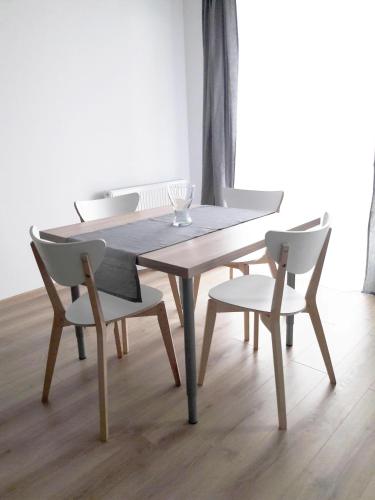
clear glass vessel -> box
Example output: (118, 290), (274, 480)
(167, 182), (195, 227)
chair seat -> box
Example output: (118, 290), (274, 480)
(209, 274), (306, 315)
(66, 285), (163, 326)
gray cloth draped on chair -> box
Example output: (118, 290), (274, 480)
(201, 0), (239, 206)
(363, 156), (375, 293)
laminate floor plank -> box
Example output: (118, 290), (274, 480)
(282, 388), (375, 500)
(0, 268), (374, 499)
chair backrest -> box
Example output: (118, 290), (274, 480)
(223, 188), (284, 213)
(30, 226), (106, 287)
(74, 192), (139, 222)
(265, 218), (330, 275)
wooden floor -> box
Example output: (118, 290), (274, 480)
(1, 267), (375, 500)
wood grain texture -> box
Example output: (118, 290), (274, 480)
(121, 318), (129, 355)
(156, 301), (181, 387)
(82, 255), (109, 442)
(113, 322), (123, 359)
(168, 273), (184, 326)
(242, 263), (250, 342)
(198, 299), (217, 386)
(1, 267), (374, 499)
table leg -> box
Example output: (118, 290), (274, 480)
(71, 286), (86, 360)
(286, 273), (295, 347)
(181, 277), (197, 424)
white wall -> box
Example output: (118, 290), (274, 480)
(183, 0), (203, 202)
(0, 0), (190, 299)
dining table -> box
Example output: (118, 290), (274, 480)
(40, 205), (321, 425)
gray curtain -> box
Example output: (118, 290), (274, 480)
(363, 156), (375, 293)
(201, 0), (239, 206)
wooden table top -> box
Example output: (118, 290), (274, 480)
(40, 206), (321, 278)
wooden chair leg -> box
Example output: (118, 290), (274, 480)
(156, 301), (181, 386)
(42, 317), (64, 403)
(96, 325), (109, 442)
(243, 263), (250, 342)
(267, 254), (278, 279)
(254, 312), (259, 351)
(121, 318), (129, 354)
(168, 274), (184, 327)
(244, 312), (250, 342)
(308, 304), (336, 385)
(193, 274), (201, 307)
(198, 299), (217, 385)
(113, 322), (123, 359)
(270, 319), (287, 430)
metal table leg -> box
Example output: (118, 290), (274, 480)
(71, 286), (86, 360)
(181, 277), (197, 424)
(286, 272), (295, 347)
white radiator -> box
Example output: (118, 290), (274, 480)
(105, 179), (186, 211)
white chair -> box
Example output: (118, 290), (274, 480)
(30, 226), (180, 442)
(75, 193), (141, 356)
(198, 215), (336, 430)
(74, 192), (140, 222)
(74, 193), (187, 330)
(223, 187), (284, 213)
(191, 188), (284, 341)
(223, 188), (284, 343)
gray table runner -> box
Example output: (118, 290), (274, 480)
(70, 205), (274, 302)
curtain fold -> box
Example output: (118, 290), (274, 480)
(363, 156), (375, 293)
(201, 0), (239, 206)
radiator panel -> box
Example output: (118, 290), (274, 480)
(105, 180), (186, 211)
